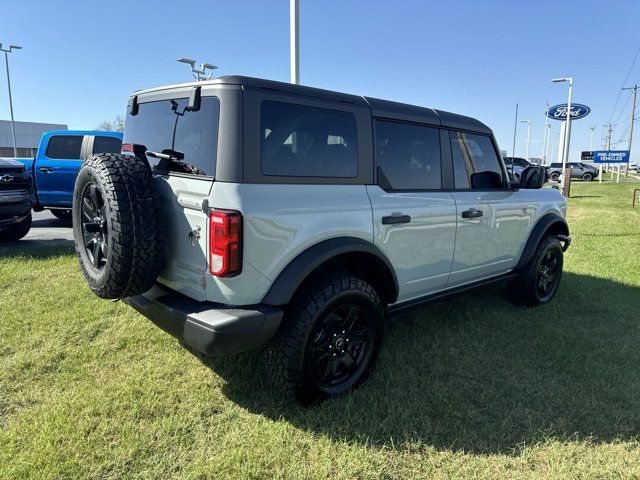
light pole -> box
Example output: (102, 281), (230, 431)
(176, 58), (217, 81)
(544, 123), (551, 164)
(520, 119), (531, 161)
(551, 77), (573, 194)
(542, 101), (550, 164)
(0, 43), (21, 158)
(589, 125), (596, 150)
(290, 0), (299, 84)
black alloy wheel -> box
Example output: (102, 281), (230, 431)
(80, 183), (109, 270)
(535, 248), (561, 302)
(308, 304), (374, 389)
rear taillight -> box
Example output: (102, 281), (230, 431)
(121, 143), (134, 153)
(209, 210), (242, 277)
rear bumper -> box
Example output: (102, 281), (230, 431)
(124, 284), (283, 356)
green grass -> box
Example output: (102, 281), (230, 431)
(1, 182), (640, 479)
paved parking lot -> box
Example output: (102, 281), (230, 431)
(23, 210), (74, 245)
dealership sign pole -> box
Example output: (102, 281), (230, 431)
(546, 90), (590, 196)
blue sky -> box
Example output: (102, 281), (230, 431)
(1, 0), (639, 161)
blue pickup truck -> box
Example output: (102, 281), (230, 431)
(14, 130), (123, 220)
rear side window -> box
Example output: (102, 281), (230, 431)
(93, 136), (122, 154)
(375, 120), (441, 190)
(451, 131), (504, 189)
(123, 97), (219, 177)
(45, 135), (83, 159)
(260, 101), (358, 177)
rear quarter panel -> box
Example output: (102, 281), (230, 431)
(207, 182), (374, 305)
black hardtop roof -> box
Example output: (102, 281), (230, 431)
(205, 75), (492, 135)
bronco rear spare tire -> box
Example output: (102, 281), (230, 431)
(72, 154), (165, 299)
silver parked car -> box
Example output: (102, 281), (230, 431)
(72, 76), (570, 403)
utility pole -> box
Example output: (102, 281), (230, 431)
(606, 123), (613, 149)
(622, 84), (637, 177)
(602, 123), (615, 183)
(290, 0), (300, 84)
(0, 43), (21, 158)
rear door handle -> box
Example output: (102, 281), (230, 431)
(38, 167), (53, 173)
(382, 214), (411, 225)
(461, 208), (483, 219)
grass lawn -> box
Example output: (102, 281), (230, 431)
(1, 181), (640, 479)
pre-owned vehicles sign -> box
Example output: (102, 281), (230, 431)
(592, 150), (630, 163)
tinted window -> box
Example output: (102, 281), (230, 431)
(375, 120), (441, 190)
(261, 101), (357, 177)
(123, 97), (219, 177)
(93, 136), (122, 154)
(451, 131), (504, 189)
(45, 135), (83, 159)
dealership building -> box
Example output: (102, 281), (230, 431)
(0, 119), (67, 158)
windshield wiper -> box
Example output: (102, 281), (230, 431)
(146, 149), (184, 161)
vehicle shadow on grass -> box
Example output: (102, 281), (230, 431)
(201, 272), (640, 455)
(0, 242), (74, 259)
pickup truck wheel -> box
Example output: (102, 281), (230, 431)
(550, 172), (560, 182)
(264, 274), (385, 404)
(0, 212), (32, 241)
(50, 209), (72, 221)
(510, 234), (563, 306)
(72, 154), (165, 299)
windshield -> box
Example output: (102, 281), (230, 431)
(123, 96), (220, 177)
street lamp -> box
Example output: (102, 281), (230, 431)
(176, 57), (217, 81)
(520, 119), (532, 162)
(589, 125), (596, 150)
(551, 77), (573, 193)
(0, 43), (21, 158)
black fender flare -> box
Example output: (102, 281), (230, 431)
(516, 213), (569, 269)
(261, 237), (399, 306)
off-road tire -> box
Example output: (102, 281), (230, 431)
(582, 172), (593, 182)
(72, 153), (165, 299)
(0, 212), (32, 241)
(50, 209), (72, 221)
(550, 172), (560, 182)
(509, 234), (563, 306)
(264, 273), (385, 404)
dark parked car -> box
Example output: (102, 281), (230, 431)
(0, 158), (34, 241)
(503, 156), (531, 180)
(547, 162), (599, 182)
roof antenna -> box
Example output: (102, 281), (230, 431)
(176, 58), (218, 81)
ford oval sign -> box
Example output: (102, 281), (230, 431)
(546, 103), (591, 121)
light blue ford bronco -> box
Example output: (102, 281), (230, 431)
(72, 76), (570, 403)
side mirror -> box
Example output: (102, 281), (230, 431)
(520, 166), (545, 189)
